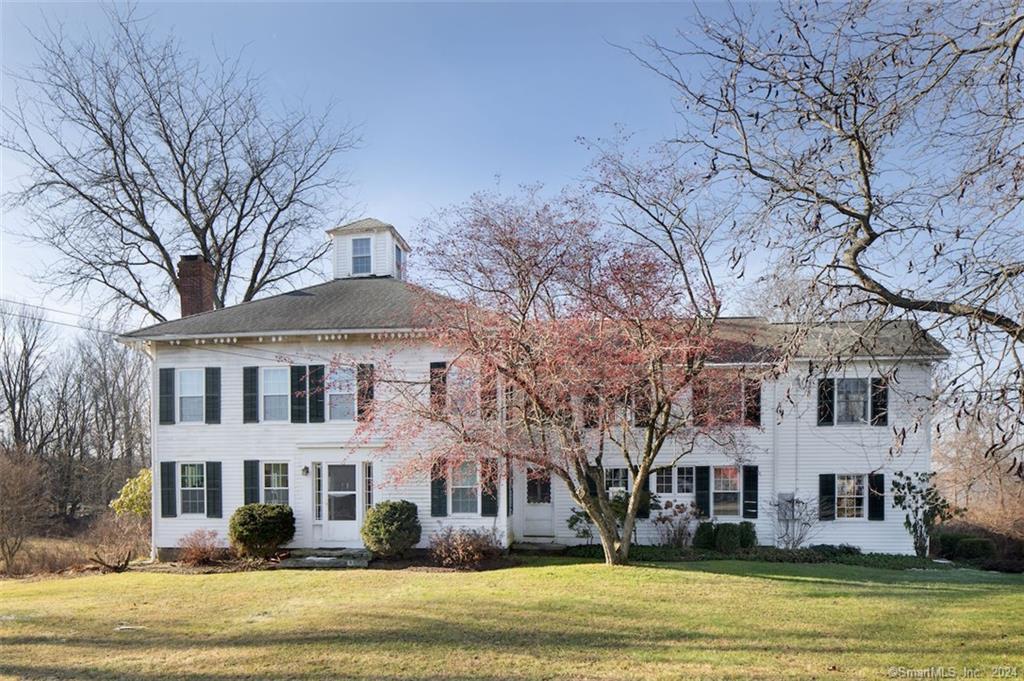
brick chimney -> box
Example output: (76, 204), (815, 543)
(177, 255), (215, 317)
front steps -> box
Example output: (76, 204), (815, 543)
(273, 548), (371, 569)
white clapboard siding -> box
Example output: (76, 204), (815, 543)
(152, 338), (934, 555)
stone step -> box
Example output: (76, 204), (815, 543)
(274, 555), (370, 570)
(288, 548), (371, 560)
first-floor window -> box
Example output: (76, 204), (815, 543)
(313, 463), (323, 521)
(655, 468), (673, 494)
(262, 367), (289, 421)
(180, 463), (205, 514)
(451, 461), (479, 514)
(364, 462), (374, 512)
(713, 466), (739, 516)
(836, 474), (865, 518)
(178, 368), (204, 423)
(263, 463), (289, 505)
(605, 467), (629, 491)
(677, 466), (694, 494)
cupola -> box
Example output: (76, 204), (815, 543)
(327, 218), (410, 280)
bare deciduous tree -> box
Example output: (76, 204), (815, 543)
(635, 0), (1024, 474)
(2, 7), (357, 321)
(0, 446), (49, 575)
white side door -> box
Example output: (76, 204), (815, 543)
(524, 468), (554, 537)
(324, 463), (360, 542)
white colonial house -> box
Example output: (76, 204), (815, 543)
(121, 218), (948, 558)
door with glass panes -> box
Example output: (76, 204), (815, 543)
(319, 462), (372, 542)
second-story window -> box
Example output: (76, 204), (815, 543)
(605, 468), (629, 491)
(178, 369), (204, 423)
(262, 367), (289, 422)
(836, 378), (868, 424)
(352, 237), (372, 275)
(328, 366), (356, 421)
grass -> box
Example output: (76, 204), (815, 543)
(1, 557), (1022, 680)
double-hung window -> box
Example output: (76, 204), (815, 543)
(352, 237), (372, 275)
(262, 368), (289, 421)
(713, 466), (739, 516)
(451, 461), (478, 514)
(263, 463), (289, 505)
(677, 466), (694, 494)
(655, 468), (673, 494)
(836, 378), (869, 424)
(178, 369), (204, 423)
(180, 463), (205, 514)
(605, 467), (629, 491)
(328, 366), (357, 421)
(836, 474), (865, 518)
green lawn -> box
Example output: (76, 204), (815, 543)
(1, 558), (1022, 680)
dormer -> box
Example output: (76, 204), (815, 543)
(327, 218), (411, 280)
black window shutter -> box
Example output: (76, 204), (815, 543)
(308, 365), (325, 423)
(206, 461), (222, 518)
(870, 378), (888, 427)
(159, 368), (175, 425)
(429, 362), (447, 412)
(204, 367), (221, 424)
(817, 379), (835, 426)
(357, 364), (375, 421)
(160, 460), (177, 517)
(637, 470), (651, 519)
(818, 474), (836, 521)
(244, 460), (260, 505)
(290, 365), (307, 424)
(585, 468), (599, 497)
(506, 462), (514, 517)
(243, 367), (259, 423)
(744, 379), (762, 427)
(742, 465), (759, 518)
(430, 464), (447, 517)
(694, 466), (710, 517)
(692, 380), (709, 427)
(481, 459), (499, 517)
(868, 473), (885, 521)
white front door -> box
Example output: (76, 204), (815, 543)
(524, 469), (554, 537)
(324, 463), (360, 542)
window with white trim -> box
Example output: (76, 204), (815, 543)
(677, 466), (694, 494)
(313, 463), (323, 521)
(364, 462), (374, 511)
(713, 466), (739, 516)
(836, 474), (865, 518)
(836, 378), (869, 424)
(395, 245), (405, 280)
(352, 237), (372, 275)
(263, 463), (289, 505)
(655, 468), (673, 494)
(178, 369), (204, 423)
(605, 468), (629, 491)
(262, 368), (289, 421)
(328, 366), (356, 421)
(180, 463), (205, 514)
(451, 461), (479, 514)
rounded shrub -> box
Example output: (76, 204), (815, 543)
(228, 503), (295, 558)
(360, 500), (422, 558)
(693, 521), (716, 550)
(714, 523), (741, 553)
(955, 537), (996, 562)
(738, 521), (757, 549)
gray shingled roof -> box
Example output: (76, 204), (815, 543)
(122, 278), (948, 361)
(122, 277), (429, 339)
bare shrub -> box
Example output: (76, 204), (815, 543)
(652, 500), (700, 548)
(770, 495), (821, 550)
(177, 530), (227, 566)
(0, 448), (49, 575)
(430, 527), (502, 569)
(84, 513), (149, 573)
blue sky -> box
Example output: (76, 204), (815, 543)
(1, 2), (721, 323)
